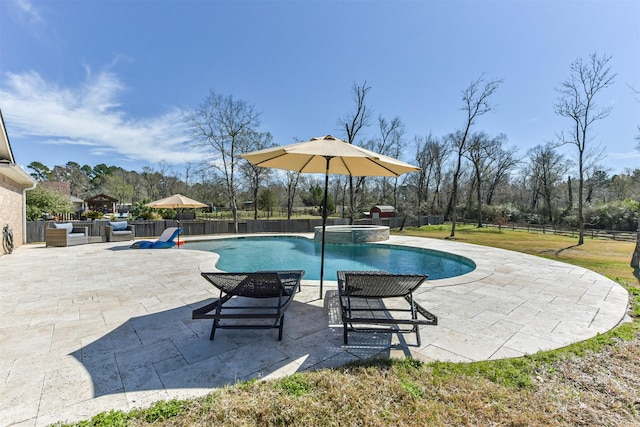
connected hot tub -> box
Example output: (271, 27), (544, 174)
(314, 224), (390, 244)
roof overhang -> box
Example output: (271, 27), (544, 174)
(0, 109), (37, 189)
(0, 161), (37, 188)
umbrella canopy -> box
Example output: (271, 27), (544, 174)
(241, 135), (421, 299)
(240, 135), (420, 177)
(146, 194), (207, 247)
(145, 194), (208, 209)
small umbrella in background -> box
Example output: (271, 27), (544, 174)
(146, 194), (208, 246)
(241, 135), (421, 298)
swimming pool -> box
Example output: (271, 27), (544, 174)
(184, 236), (475, 281)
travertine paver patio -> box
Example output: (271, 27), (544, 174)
(0, 234), (629, 426)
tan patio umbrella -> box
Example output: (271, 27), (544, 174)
(146, 194), (209, 209)
(240, 135), (421, 298)
(146, 194), (208, 246)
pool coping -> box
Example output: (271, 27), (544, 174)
(0, 234), (630, 426)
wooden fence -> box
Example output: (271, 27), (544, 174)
(27, 217), (636, 244)
(26, 217), (389, 243)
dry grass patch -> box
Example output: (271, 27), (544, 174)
(105, 361), (566, 426)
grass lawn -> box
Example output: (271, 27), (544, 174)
(61, 225), (640, 427)
(397, 224), (640, 286)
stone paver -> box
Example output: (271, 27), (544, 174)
(0, 234), (629, 426)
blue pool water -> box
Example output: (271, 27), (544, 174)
(184, 236), (475, 281)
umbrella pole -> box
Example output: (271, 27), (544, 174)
(320, 156), (331, 299)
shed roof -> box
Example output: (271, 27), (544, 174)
(371, 205), (396, 212)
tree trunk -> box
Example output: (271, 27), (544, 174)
(578, 154), (585, 245)
(631, 210), (640, 269)
(449, 159), (461, 238)
(231, 196), (239, 233)
(399, 215), (407, 231)
(476, 169), (483, 228)
(253, 184), (259, 220)
(348, 175), (355, 225)
(567, 176), (573, 211)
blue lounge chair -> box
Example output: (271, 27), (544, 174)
(130, 227), (182, 249)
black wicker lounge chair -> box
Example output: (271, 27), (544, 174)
(337, 271), (438, 346)
(192, 271), (304, 341)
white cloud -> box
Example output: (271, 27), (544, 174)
(14, 0), (43, 25)
(0, 69), (205, 165)
(609, 150), (640, 159)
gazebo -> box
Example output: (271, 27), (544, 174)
(85, 194), (118, 214)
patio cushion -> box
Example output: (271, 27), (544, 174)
(109, 221), (128, 231)
(112, 230), (131, 235)
(52, 223), (74, 234)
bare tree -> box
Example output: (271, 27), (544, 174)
(141, 166), (160, 200)
(280, 170), (301, 219)
(338, 81), (372, 224)
(555, 53), (616, 244)
(526, 144), (570, 223)
(448, 75), (502, 237)
(183, 162), (194, 195)
(239, 131), (274, 219)
(369, 116), (405, 205)
(187, 91), (260, 233)
(414, 134), (449, 225)
(463, 132), (504, 227)
(427, 137), (449, 213)
(414, 135), (431, 224)
(485, 139), (519, 206)
(156, 161), (176, 197)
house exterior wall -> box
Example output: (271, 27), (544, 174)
(0, 174), (25, 251)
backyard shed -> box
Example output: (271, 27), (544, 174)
(370, 205), (396, 218)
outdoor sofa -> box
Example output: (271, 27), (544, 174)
(105, 221), (135, 242)
(45, 222), (89, 247)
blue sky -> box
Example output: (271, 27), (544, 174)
(1, 0), (639, 177)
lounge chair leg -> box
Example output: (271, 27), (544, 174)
(209, 321), (217, 341)
(278, 315), (284, 341)
(343, 324), (348, 345)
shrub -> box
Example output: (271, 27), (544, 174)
(583, 199), (639, 230)
(81, 210), (104, 220)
